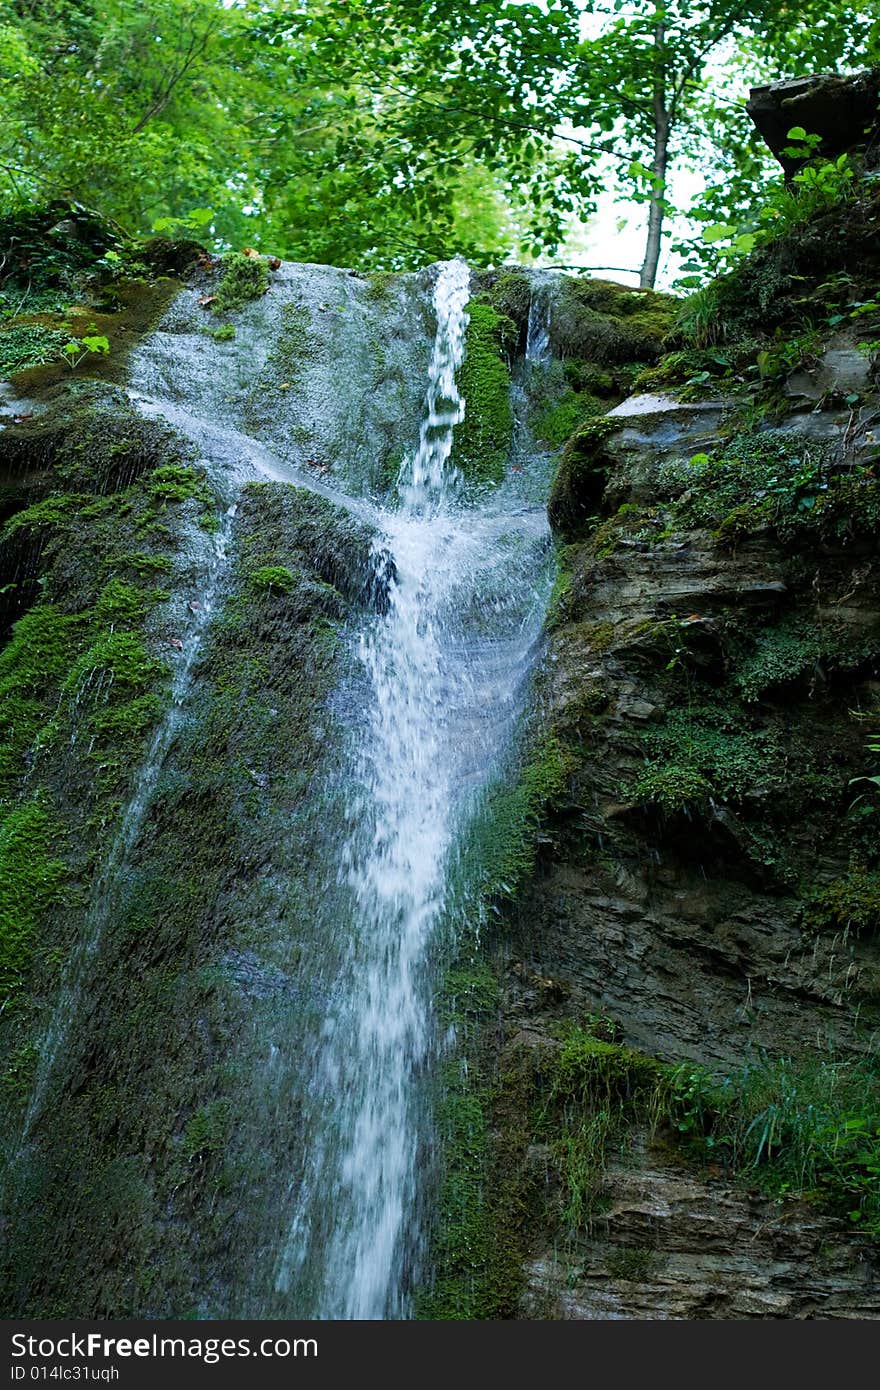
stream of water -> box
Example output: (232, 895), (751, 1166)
(12, 259), (556, 1319)
(271, 261), (554, 1317)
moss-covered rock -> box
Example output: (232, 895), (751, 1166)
(549, 278), (674, 364)
(451, 301), (515, 485)
(0, 472), (384, 1316)
(546, 416), (617, 540)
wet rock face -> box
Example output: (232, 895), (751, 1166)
(523, 1133), (880, 1320)
(496, 380), (880, 1317)
(747, 69), (880, 176)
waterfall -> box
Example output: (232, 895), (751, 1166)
(3, 256), (555, 1320)
(273, 260), (553, 1317)
(526, 275), (553, 364)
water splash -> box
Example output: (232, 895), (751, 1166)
(271, 259), (554, 1318)
(398, 257), (470, 508)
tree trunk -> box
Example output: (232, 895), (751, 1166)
(639, 12), (670, 291)
(638, 107), (669, 289)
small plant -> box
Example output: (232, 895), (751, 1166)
(211, 251), (270, 315)
(62, 334), (110, 370)
(249, 565), (296, 594)
(0, 324), (71, 376)
(207, 323), (235, 341)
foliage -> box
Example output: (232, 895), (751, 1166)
(537, 1026), (665, 1234)
(0, 323), (70, 376)
(0, 799), (67, 1001)
(733, 617), (877, 703)
(629, 699), (841, 829)
(669, 1053), (880, 1237)
(673, 434), (880, 545)
(1, 2), (876, 278)
(803, 866), (880, 937)
(687, 146), (858, 283)
(539, 1032), (880, 1243)
(630, 761), (711, 816)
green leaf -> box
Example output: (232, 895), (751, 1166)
(702, 223), (733, 244)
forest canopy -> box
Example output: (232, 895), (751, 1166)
(1, 0), (879, 284)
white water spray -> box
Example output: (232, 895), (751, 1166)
(274, 259), (553, 1318)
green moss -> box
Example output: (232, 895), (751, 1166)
(182, 1101), (231, 1161)
(0, 324), (71, 377)
(418, 1043), (535, 1320)
(63, 630), (166, 698)
(532, 389), (604, 447)
(0, 799), (67, 1000)
(420, 724), (575, 1317)
(3, 391), (195, 495)
(545, 557), (573, 632)
(253, 302), (313, 402)
(1, 495), (91, 544)
(146, 464), (212, 505)
(481, 270), (532, 330)
(206, 323), (235, 342)
(418, 1065), (491, 1319)
(0, 605), (82, 786)
(211, 251), (270, 315)
(547, 415), (617, 539)
(248, 565), (297, 594)
(451, 302), (514, 485)
(439, 964), (501, 1027)
(0, 478), (375, 1315)
(563, 360), (617, 395)
(606, 1246), (659, 1280)
(107, 551), (173, 578)
(549, 1031), (664, 1107)
(803, 866), (880, 936)
(456, 733), (571, 910)
(551, 278), (674, 364)
(363, 270), (397, 300)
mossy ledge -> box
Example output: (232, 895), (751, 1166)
(0, 479), (382, 1316)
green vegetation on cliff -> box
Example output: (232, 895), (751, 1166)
(451, 302), (515, 486)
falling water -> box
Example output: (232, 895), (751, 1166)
(525, 275), (553, 364)
(4, 255), (556, 1319)
(20, 508), (237, 1140)
(273, 260), (553, 1317)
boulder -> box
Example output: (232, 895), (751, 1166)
(747, 69), (880, 175)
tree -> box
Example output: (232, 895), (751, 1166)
(2, 1), (879, 280)
(0, 0), (524, 265)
